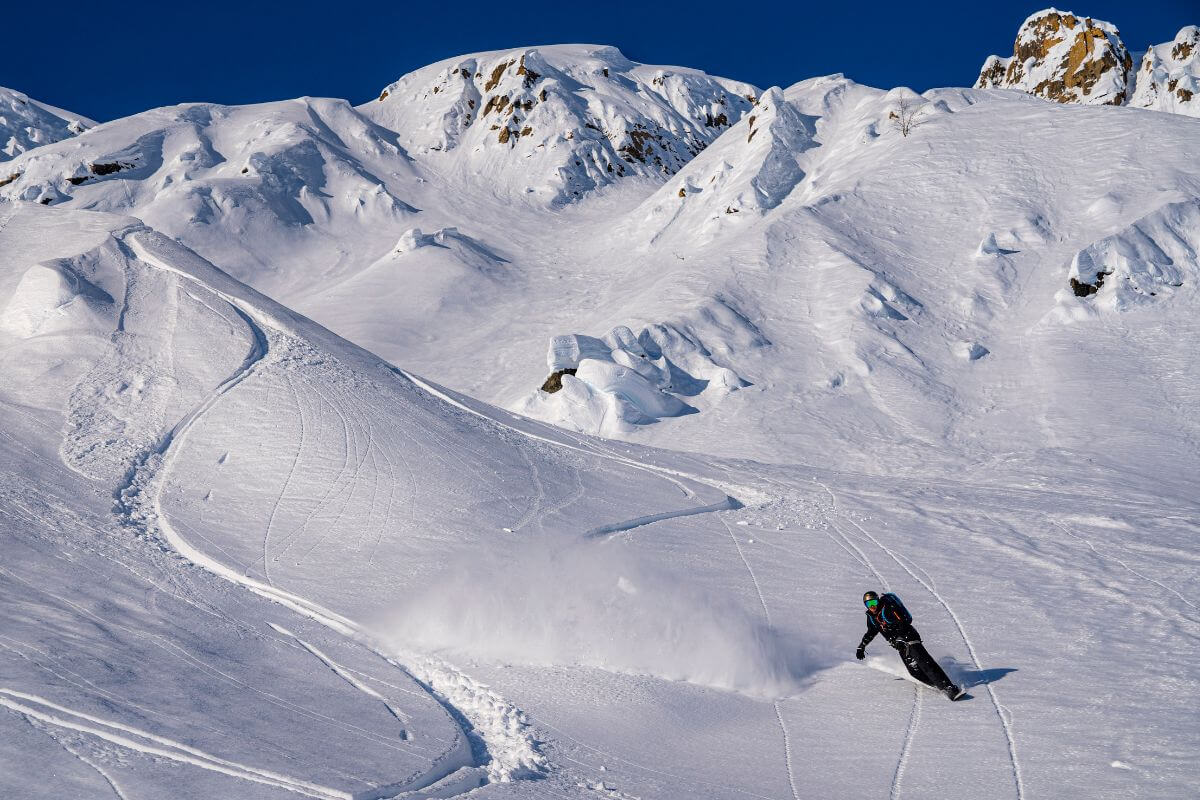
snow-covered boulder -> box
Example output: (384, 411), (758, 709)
(363, 45), (759, 205)
(975, 9), (1133, 106)
(0, 86), (93, 163)
(1059, 198), (1199, 314)
(1130, 26), (1200, 117)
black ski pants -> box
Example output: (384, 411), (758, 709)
(895, 641), (953, 690)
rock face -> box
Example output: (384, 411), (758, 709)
(0, 87), (93, 162)
(1130, 26), (1200, 117)
(362, 45), (759, 206)
(976, 9), (1133, 105)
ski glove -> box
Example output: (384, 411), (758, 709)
(855, 645), (865, 660)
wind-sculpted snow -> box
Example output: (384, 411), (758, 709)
(517, 321), (752, 435)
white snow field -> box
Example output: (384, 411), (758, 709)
(2, 35), (1200, 799)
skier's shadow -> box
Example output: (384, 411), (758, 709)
(952, 664), (1017, 688)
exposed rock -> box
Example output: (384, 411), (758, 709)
(975, 9), (1133, 106)
(539, 368), (577, 393)
(1069, 273), (1107, 296)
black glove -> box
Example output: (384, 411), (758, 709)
(855, 645), (865, 660)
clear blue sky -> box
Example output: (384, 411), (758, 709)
(3, 1), (1194, 121)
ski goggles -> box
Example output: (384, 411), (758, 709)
(864, 598), (879, 609)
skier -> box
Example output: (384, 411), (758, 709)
(856, 590), (965, 700)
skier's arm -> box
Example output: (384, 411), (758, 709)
(856, 618), (878, 659)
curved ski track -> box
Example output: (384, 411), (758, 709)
(120, 231), (543, 796)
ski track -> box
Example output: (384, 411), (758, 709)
(809, 479), (924, 800)
(269, 623), (414, 729)
(121, 230), (548, 795)
(889, 685), (922, 800)
(585, 496), (741, 539)
(717, 515), (799, 800)
(836, 506), (1026, 800)
(260, 374), (306, 585)
(1051, 519), (1199, 611)
(0, 689), (351, 800)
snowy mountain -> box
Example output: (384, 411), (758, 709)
(3, 28), (1200, 800)
(0, 86), (93, 163)
(365, 45), (759, 205)
(1130, 25), (1200, 116)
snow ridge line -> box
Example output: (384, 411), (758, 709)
(718, 515), (799, 800)
(123, 232), (547, 789)
(0, 689), (349, 800)
(841, 514), (1026, 800)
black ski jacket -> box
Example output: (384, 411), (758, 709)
(860, 594), (920, 649)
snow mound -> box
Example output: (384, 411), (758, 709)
(1058, 198), (1199, 313)
(1130, 26), (1200, 117)
(0, 86), (93, 163)
(394, 226), (506, 273)
(976, 9), (1133, 106)
(363, 45), (759, 205)
(518, 322), (749, 436)
(0, 261), (112, 338)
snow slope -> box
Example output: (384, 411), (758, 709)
(3, 196), (1199, 798)
(2, 36), (1200, 798)
(0, 86), (93, 163)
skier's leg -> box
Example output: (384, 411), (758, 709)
(907, 643), (953, 690)
(897, 643), (934, 685)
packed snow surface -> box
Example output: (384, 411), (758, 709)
(2, 36), (1200, 800)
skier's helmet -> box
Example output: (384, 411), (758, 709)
(863, 591), (880, 610)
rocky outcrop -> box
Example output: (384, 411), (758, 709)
(1130, 26), (1200, 117)
(975, 9), (1133, 106)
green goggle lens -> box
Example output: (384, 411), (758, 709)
(865, 599), (878, 608)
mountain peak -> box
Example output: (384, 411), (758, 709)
(360, 45), (759, 205)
